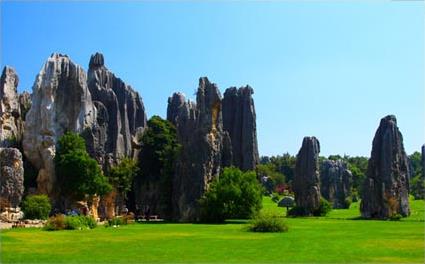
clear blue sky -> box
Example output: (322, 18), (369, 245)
(1, 1), (424, 157)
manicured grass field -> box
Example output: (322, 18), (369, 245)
(1, 198), (424, 263)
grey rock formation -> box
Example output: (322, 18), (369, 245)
(85, 52), (147, 170)
(19, 92), (31, 121)
(23, 53), (97, 197)
(222, 86), (259, 171)
(293, 136), (321, 214)
(167, 77), (232, 221)
(320, 160), (352, 209)
(361, 115), (410, 219)
(0, 148), (24, 208)
(0, 66), (24, 147)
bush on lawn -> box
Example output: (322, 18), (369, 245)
(287, 198), (331, 217)
(21, 195), (51, 220)
(44, 215), (97, 231)
(248, 213), (288, 233)
(313, 198), (332, 216)
(199, 167), (263, 223)
(105, 217), (127, 227)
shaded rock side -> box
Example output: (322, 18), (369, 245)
(0, 66), (24, 147)
(23, 53), (97, 197)
(360, 115), (410, 219)
(293, 136), (321, 213)
(85, 52), (147, 170)
(222, 86), (259, 171)
(320, 159), (352, 209)
(167, 77), (232, 221)
(0, 148), (24, 208)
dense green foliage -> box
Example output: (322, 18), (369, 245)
(44, 215), (97, 231)
(287, 198), (331, 217)
(110, 158), (139, 196)
(136, 116), (180, 216)
(55, 132), (111, 200)
(21, 195), (51, 220)
(248, 212), (288, 232)
(2, 198), (424, 263)
(199, 167), (263, 222)
(408, 151), (424, 200)
(409, 151), (422, 177)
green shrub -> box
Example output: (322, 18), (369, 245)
(287, 198), (332, 217)
(106, 217), (127, 227)
(21, 195), (51, 220)
(44, 215), (97, 231)
(44, 214), (66, 231)
(313, 198), (332, 216)
(199, 167), (263, 223)
(343, 197), (352, 209)
(287, 206), (309, 217)
(64, 216), (84, 230)
(248, 213), (288, 233)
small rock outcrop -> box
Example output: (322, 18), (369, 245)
(23, 54), (97, 197)
(222, 86), (259, 171)
(293, 136), (321, 214)
(167, 77), (232, 221)
(0, 66), (24, 147)
(0, 148), (24, 208)
(85, 52), (147, 170)
(320, 160), (352, 209)
(361, 115), (410, 219)
(19, 92), (31, 121)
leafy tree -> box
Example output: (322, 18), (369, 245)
(199, 167), (263, 223)
(410, 175), (425, 200)
(409, 152), (422, 177)
(256, 163), (285, 187)
(109, 158), (139, 211)
(21, 195), (51, 220)
(135, 116), (180, 218)
(55, 132), (111, 202)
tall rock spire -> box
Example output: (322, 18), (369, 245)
(361, 115), (410, 219)
(222, 86), (259, 171)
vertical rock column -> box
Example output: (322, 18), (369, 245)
(0, 66), (24, 147)
(222, 86), (259, 171)
(167, 77), (232, 221)
(23, 53), (97, 198)
(320, 160), (352, 209)
(360, 115), (410, 219)
(293, 136), (321, 214)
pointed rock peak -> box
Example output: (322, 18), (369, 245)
(168, 92), (187, 106)
(198, 77), (212, 88)
(380, 115), (397, 126)
(49, 53), (69, 60)
(1, 66), (19, 88)
(89, 52), (105, 69)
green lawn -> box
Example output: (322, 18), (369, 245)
(1, 198), (424, 263)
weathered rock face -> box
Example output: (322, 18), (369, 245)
(222, 86), (259, 171)
(0, 66), (24, 147)
(167, 77), (232, 221)
(19, 92), (31, 121)
(320, 160), (352, 209)
(23, 54), (97, 197)
(0, 148), (24, 208)
(361, 115), (410, 219)
(293, 136), (321, 214)
(85, 52), (147, 170)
